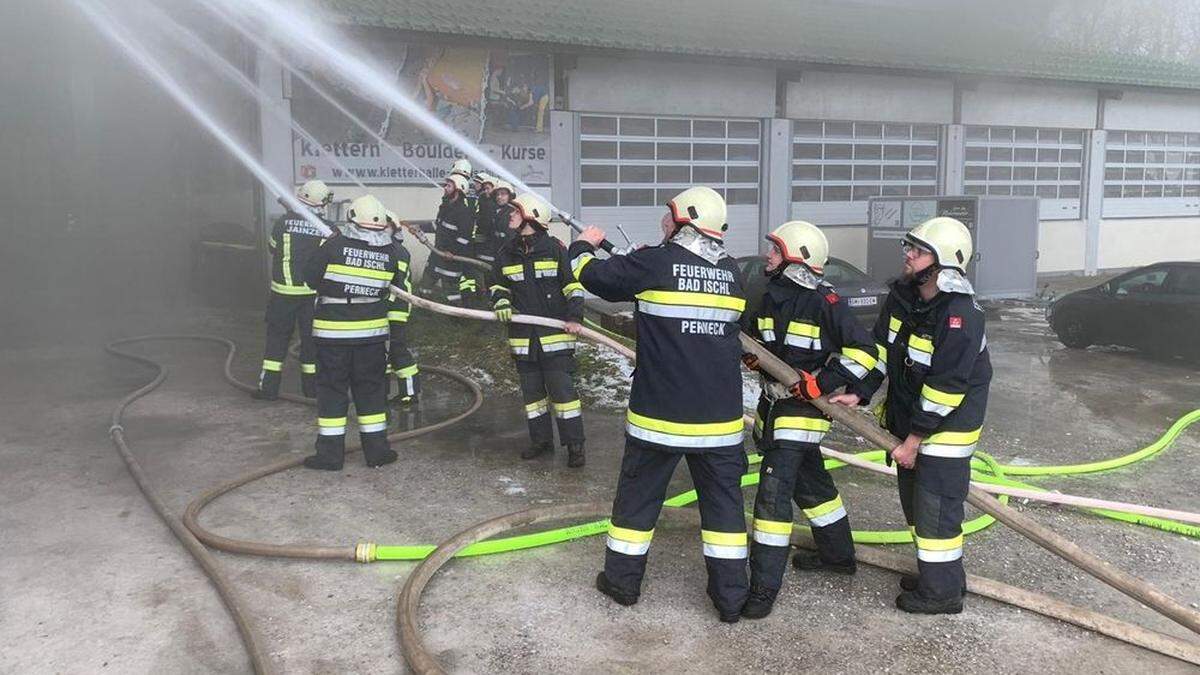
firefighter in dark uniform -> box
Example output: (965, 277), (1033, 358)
(571, 186), (750, 623)
(837, 216), (990, 614)
(490, 192), (587, 467)
(301, 195), (404, 470)
(421, 170), (476, 306)
(481, 179), (514, 261)
(738, 220), (878, 619)
(385, 209), (419, 405)
(253, 180), (335, 400)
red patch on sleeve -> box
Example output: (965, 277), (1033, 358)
(824, 292), (840, 304)
(948, 316), (963, 329)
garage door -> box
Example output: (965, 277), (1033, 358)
(577, 114), (762, 256)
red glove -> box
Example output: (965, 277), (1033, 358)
(741, 353), (760, 371)
(789, 370), (822, 401)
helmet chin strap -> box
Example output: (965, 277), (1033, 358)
(912, 262), (940, 287)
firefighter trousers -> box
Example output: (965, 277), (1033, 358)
(421, 258), (469, 306)
(386, 323), (419, 401)
(312, 341), (392, 467)
(603, 438), (749, 616)
(259, 292), (316, 397)
(897, 456), (970, 601)
(516, 357), (584, 447)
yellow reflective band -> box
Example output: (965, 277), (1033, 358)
(313, 318), (389, 331)
(786, 321), (820, 337)
(318, 417), (347, 427)
(915, 533), (964, 551)
(701, 530), (747, 546)
(490, 284), (510, 293)
(508, 338), (530, 347)
(502, 264), (523, 276)
(926, 427), (983, 446)
(300, 363), (316, 374)
(358, 413), (387, 425)
(282, 233), (294, 285)
(562, 282), (584, 294)
(533, 260), (558, 270)
(773, 416), (831, 432)
(388, 311), (410, 322)
(803, 495), (844, 519)
(270, 281), (316, 296)
(326, 263), (394, 281)
(758, 317), (775, 329)
(395, 364), (419, 378)
(525, 398), (548, 411)
(841, 346), (878, 370)
(573, 254), (594, 275)
(635, 289), (746, 312)
(908, 334), (934, 354)
(921, 384), (965, 407)
(889, 316), (902, 331)
(876, 343), (887, 362)
(608, 525), (654, 543)
(553, 400), (582, 412)
(397, 259), (409, 272)
(261, 359), (283, 372)
(626, 411), (743, 437)
(540, 333), (575, 345)
(752, 519), (793, 535)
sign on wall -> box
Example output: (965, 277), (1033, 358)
(291, 40), (552, 186)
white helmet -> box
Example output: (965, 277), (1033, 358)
(492, 180), (514, 198)
(511, 192), (552, 229)
(347, 195), (390, 231)
(767, 220), (828, 274)
(449, 159), (472, 179)
(295, 180), (332, 208)
(667, 186), (727, 241)
(444, 174), (469, 195)
(906, 217), (973, 273)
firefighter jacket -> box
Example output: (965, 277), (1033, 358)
(302, 231), (403, 345)
(861, 280), (992, 458)
(388, 232), (413, 325)
(489, 230), (585, 362)
(268, 210), (333, 296)
(568, 239), (746, 453)
(744, 275), (879, 400)
(434, 193), (475, 254)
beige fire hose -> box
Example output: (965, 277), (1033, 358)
(400, 221), (493, 273)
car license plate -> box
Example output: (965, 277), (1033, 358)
(847, 296), (878, 307)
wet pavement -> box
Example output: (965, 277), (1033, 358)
(1, 297), (1197, 672)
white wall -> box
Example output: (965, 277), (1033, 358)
(1104, 90), (1200, 132)
(568, 56), (777, 118)
(1037, 219), (1086, 273)
(785, 71), (954, 123)
(960, 81), (1096, 129)
(1098, 217), (1200, 269)
(824, 226), (868, 270)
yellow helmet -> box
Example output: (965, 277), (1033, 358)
(477, 173), (496, 187)
(511, 192), (552, 229)
(766, 220), (829, 274)
(444, 174), (469, 195)
(906, 217), (973, 273)
(449, 159), (472, 178)
(295, 180), (332, 207)
(347, 195), (390, 230)
(667, 186), (727, 241)
(492, 180), (514, 197)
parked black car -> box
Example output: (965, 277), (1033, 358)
(1047, 262), (1200, 358)
(736, 255), (889, 326)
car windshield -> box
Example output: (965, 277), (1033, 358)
(1114, 268), (1170, 295)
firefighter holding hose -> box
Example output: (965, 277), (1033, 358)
(836, 216), (991, 615)
(570, 187), (750, 623)
(420, 160), (476, 306)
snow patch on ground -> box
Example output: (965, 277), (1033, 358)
(576, 342), (634, 411)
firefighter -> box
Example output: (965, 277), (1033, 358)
(253, 180), (334, 400)
(571, 186), (749, 622)
(300, 194), (404, 470)
(490, 192), (587, 467)
(738, 221), (879, 619)
(482, 179), (514, 260)
(472, 174), (498, 264)
(422, 173), (476, 306)
(386, 209), (419, 405)
(836, 216), (990, 615)
(449, 158), (472, 181)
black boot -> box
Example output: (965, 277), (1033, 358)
(567, 442), (586, 468)
(895, 590), (963, 615)
(791, 550), (857, 575)
(303, 453), (343, 471)
(521, 442), (553, 459)
(900, 574), (966, 594)
(595, 572), (638, 606)
(740, 585), (776, 620)
(706, 589), (741, 624)
(365, 449), (398, 468)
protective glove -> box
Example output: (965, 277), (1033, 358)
(788, 370), (822, 401)
(741, 353), (760, 371)
(493, 300), (513, 322)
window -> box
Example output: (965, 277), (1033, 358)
(1169, 267), (1200, 295)
(579, 115), (761, 207)
(1114, 268), (1169, 295)
(791, 120), (940, 204)
(964, 126), (1084, 219)
(1103, 130), (1200, 217)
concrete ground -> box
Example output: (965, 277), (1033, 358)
(1, 288), (1198, 673)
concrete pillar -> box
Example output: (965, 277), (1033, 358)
(941, 124), (965, 195)
(762, 118), (792, 250)
(1082, 129), (1106, 275)
(257, 57), (293, 221)
(549, 110), (578, 225)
